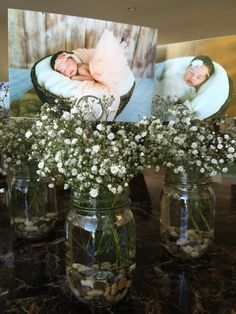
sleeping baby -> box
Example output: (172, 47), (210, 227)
(155, 55), (215, 104)
(47, 29), (135, 121)
(51, 51), (93, 81)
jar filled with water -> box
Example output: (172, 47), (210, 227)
(65, 189), (136, 307)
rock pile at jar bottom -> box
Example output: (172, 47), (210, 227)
(10, 212), (58, 239)
(66, 261), (135, 306)
(162, 226), (213, 259)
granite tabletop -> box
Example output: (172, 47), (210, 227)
(0, 171), (235, 314)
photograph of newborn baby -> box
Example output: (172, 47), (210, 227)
(153, 34), (236, 120)
(8, 8), (158, 122)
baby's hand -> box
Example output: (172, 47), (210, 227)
(71, 75), (80, 80)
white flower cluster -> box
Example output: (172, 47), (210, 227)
(2, 96), (235, 191)
(29, 100), (151, 197)
(0, 116), (35, 175)
(147, 103), (236, 177)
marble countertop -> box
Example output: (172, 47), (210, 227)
(0, 171), (236, 314)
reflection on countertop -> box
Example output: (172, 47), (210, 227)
(0, 169), (236, 314)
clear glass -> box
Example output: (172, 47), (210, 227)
(9, 163), (58, 240)
(65, 189), (136, 307)
(160, 171), (215, 259)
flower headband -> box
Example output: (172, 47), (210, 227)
(54, 52), (69, 70)
(191, 59), (210, 77)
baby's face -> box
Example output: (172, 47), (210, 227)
(183, 65), (209, 88)
(55, 57), (77, 78)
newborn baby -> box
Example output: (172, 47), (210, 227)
(51, 51), (93, 81)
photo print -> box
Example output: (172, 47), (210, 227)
(8, 9), (158, 122)
(152, 34), (236, 120)
(0, 82), (9, 114)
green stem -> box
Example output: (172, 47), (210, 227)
(199, 208), (211, 232)
(111, 226), (122, 266)
(187, 205), (201, 233)
(72, 232), (96, 262)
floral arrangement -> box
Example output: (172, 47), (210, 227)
(148, 97), (236, 259)
(28, 98), (152, 197)
(0, 117), (35, 175)
(148, 96), (236, 177)
(1, 94), (235, 183)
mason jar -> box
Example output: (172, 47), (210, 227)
(65, 189), (136, 307)
(160, 170), (215, 259)
(9, 163), (58, 240)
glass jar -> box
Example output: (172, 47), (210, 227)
(160, 171), (215, 259)
(65, 189), (136, 307)
(9, 163), (58, 240)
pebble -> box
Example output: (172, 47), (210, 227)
(110, 282), (118, 295)
(67, 262), (134, 304)
(126, 279), (132, 288)
(46, 212), (58, 218)
(81, 278), (95, 289)
(101, 262), (112, 270)
(25, 225), (38, 232)
(118, 277), (127, 290)
(186, 229), (199, 240)
(182, 245), (193, 254)
(163, 226), (213, 259)
(18, 224), (25, 231)
(170, 230), (178, 238)
(200, 244), (208, 250)
(103, 284), (110, 296)
(191, 250), (200, 258)
(87, 289), (103, 297)
(24, 220), (35, 226)
(176, 238), (187, 246)
(11, 213), (57, 239)
(14, 217), (26, 223)
(74, 263), (93, 273)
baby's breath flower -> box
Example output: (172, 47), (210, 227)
(90, 188), (99, 198)
(22, 98), (153, 195)
(25, 130), (32, 138)
(148, 100), (236, 178)
(107, 133), (115, 140)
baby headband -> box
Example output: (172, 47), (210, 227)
(191, 59), (210, 77)
(54, 52), (69, 70)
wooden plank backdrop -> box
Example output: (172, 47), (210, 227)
(8, 10), (27, 68)
(156, 35), (236, 117)
(9, 9), (157, 78)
